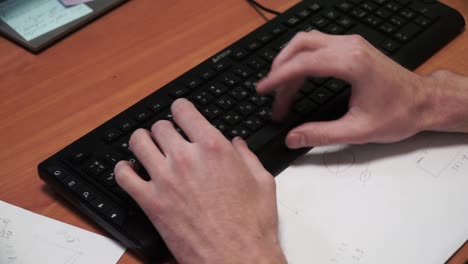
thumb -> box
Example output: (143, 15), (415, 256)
(285, 114), (368, 148)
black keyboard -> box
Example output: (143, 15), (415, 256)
(38, 0), (465, 261)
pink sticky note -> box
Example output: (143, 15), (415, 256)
(60, 0), (95, 6)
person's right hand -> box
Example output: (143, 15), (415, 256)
(257, 31), (436, 148)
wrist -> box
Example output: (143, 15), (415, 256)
(418, 70), (468, 133)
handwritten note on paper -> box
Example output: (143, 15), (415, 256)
(276, 132), (468, 264)
(0, 0), (92, 41)
(0, 200), (125, 264)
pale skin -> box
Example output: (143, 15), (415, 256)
(115, 31), (468, 263)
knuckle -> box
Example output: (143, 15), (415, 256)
(172, 150), (193, 165)
(203, 138), (226, 154)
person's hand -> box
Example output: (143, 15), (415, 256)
(114, 99), (286, 264)
(257, 31), (435, 148)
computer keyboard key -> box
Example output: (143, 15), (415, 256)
(257, 107), (272, 120)
(192, 91), (215, 105)
(385, 2), (401, 12)
(351, 8), (368, 19)
(46, 166), (69, 180)
(91, 198), (113, 214)
(336, 16), (356, 28)
(373, 0), (387, 5)
(61, 176), (81, 191)
(243, 116), (264, 131)
(297, 9), (312, 19)
(325, 24), (345, 34)
(294, 98), (318, 116)
(336, 2), (354, 13)
(247, 57), (267, 70)
(185, 78), (203, 89)
(284, 16), (301, 27)
(229, 126), (250, 139)
(135, 110), (153, 122)
(169, 87), (190, 99)
(325, 79), (348, 93)
(270, 25), (286, 36)
(381, 38), (401, 52)
(222, 112), (242, 126)
(311, 16), (330, 28)
(212, 120), (228, 133)
(213, 59), (231, 72)
(231, 48), (249, 60)
(85, 160), (108, 177)
(201, 105), (222, 120)
(394, 23), (421, 42)
(77, 186), (97, 202)
(414, 16), (431, 27)
(229, 87), (249, 101)
(361, 1), (378, 12)
(246, 40), (262, 51)
(207, 83), (228, 96)
(257, 33), (273, 44)
(221, 74), (242, 87)
(200, 69), (217, 80)
(233, 66), (253, 79)
(70, 152), (90, 165)
(100, 171), (117, 187)
(309, 88), (334, 104)
(103, 152), (123, 165)
(379, 23), (397, 34)
(236, 102), (256, 116)
(399, 9), (416, 19)
(375, 7), (392, 18)
(107, 208), (125, 226)
(103, 129), (122, 143)
(308, 3), (322, 12)
(216, 95), (236, 110)
(325, 10), (341, 20)
(120, 120), (137, 132)
(389, 15), (407, 27)
(149, 101), (170, 114)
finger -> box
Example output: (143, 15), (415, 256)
(257, 50), (353, 95)
(231, 137), (270, 178)
(285, 112), (369, 148)
(115, 160), (152, 205)
(271, 30), (329, 71)
(129, 129), (165, 177)
(151, 120), (186, 155)
(271, 78), (304, 122)
(171, 98), (224, 143)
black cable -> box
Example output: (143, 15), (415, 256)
(247, 0), (281, 16)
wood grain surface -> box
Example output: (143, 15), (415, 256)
(0, 1), (466, 263)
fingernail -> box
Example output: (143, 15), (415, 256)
(287, 133), (305, 149)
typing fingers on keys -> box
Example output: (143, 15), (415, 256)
(171, 98), (227, 144)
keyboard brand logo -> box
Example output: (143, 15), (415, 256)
(212, 49), (232, 63)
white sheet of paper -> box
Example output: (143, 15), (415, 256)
(0, 0), (92, 41)
(0, 200), (126, 264)
(276, 132), (468, 264)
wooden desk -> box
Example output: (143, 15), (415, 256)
(0, 0), (467, 263)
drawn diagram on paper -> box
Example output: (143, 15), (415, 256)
(415, 146), (467, 178)
(321, 147), (373, 186)
(0, 200), (125, 264)
(323, 148), (356, 175)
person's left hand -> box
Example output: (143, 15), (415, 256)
(114, 99), (286, 264)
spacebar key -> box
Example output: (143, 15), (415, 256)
(246, 117), (299, 152)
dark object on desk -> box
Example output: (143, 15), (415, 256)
(38, 0), (465, 262)
(0, 0), (126, 54)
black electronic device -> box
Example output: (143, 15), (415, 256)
(38, 0), (465, 261)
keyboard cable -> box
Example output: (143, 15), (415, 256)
(247, 0), (281, 21)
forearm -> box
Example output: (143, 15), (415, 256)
(419, 70), (468, 134)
